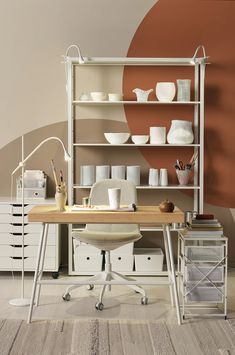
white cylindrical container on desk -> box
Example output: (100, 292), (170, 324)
(111, 166), (126, 180)
(148, 168), (159, 186)
(150, 127), (166, 144)
(126, 166), (140, 186)
(80, 165), (95, 186)
(96, 165), (110, 182)
(159, 168), (168, 186)
(108, 188), (121, 209)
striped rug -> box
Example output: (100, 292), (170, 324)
(0, 318), (235, 355)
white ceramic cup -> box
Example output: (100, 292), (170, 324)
(80, 165), (95, 186)
(96, 165), (110, 182)
(150, 127), (166, 144)
(148, 168), (159, 186)
(108, 188), (121, 209)
(108, 93), (123, 101)
(159, 168), (168, 186)
(111, 166), (126, 180)
(126, 166), (140, 186)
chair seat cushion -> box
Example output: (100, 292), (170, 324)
(73, 230), (142, 251)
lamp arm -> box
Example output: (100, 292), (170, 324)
(12, 136), (69, 176)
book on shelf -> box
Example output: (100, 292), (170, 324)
(185, 230), (223, 237)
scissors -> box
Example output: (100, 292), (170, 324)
(176, 159), (184, 170)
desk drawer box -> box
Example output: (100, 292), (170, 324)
(12, 205), (35, 214)
(0, 233), (56, 245)
(0, 205), (12, 214)
(0, 245), (55, 258)
(186, 265), (224, 282)
(0, 215), (29, 224)
(134, 248), (164, 272)
(0, 223), (56, 233)
(185, 246), (224, 262)
(74, 253), (103, 272)
(0, 256), (56, 271)
(186, 285), (224, 302)
(110, 254), (134, 272)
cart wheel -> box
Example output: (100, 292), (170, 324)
(225, 316), (227, 320)
(95, 302), (104, 311)
(183, 315), (185, 320)
(141, 297), (148, 305)
(87, 284), (94, 291)
(62, 293), (71, 301)
(52, 272), (59, 279)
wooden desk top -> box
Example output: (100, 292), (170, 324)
(28, 205), (184, 224)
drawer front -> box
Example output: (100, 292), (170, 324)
(0, 205), (12, 214)
(0, 223), (56, 233)
(0, 233), (56, 245)
(12, 205), (34, 214)
(0, 245), (55, 258)
(186, 265), (224, 282)
(186, 286), (224, 302)
(0, 257), (56, 271)
(185, 246), (224, 262)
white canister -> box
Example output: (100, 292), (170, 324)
(177, 79), (191, 101)
(126, 166), (140, 186)
(159, 168), (168, 186)
(150, 127), (166, 144)
(108, 188), (121, 209)
(96, 165), (110, 182)
(148, 168), (159, 186)
(111, 166), (126, 180)
(80, 165), (95, 186)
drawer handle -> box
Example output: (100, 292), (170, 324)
(11, 223), (29, 226)
(147, 257), (151, 260)
(12, 214), (27, 217)
(118, 257), (122, 260)
(10, 245), (29, 248)
(10, 233), (29, 236)
(10, 257), (28, 260)
(86, 257), (90, 260)
(11, 204), (29, 207)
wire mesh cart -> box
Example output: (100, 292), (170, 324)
(178, 232), (228, 319)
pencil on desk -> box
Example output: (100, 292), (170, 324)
(50, 159), (59, 186)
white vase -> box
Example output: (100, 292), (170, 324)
(111, 166), (126, 180)
(80, 165), (95, 186)
(148, 168), (159, 186)
(159, 169), (168, 186)
(167, 120), (194, 144)
(96, 165), (110, 182)
(156, 82), (176, 102)
(177, 79), (191, 101)
(150, 127), (166, 144)
(126, 166), (140, 186)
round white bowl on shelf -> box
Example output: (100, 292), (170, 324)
(90, 92), (107, 101)
(108, 93), (123, 101)
(131, 135), (149, 144)
(104, 132), (130, 144)
(156, 82), (176, 102)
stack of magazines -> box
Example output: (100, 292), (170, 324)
(186, 214), (223, 237)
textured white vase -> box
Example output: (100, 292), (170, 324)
(167, 120), (194, 144)
(111, 166), (126, 180)
(80, 165), (95, 186)
(96, 165), (110, 182)
(156, 82), (176, 102)
(126, 166), (140, 186)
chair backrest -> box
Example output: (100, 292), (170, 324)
(86, 179), (138, 233)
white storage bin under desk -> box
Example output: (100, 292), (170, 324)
(134, 248), (164, 272)
(110, 242), (134, 255)
(74, 253), (103, 272)
(110, 254), (134, 272)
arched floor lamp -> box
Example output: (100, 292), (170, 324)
(9, 136), (70, 307)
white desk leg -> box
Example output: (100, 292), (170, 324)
(35, 223), (49, 306)
(164, 224), (182, 325)
(27, 223), (46, 323)
(163, 226), (174, 306)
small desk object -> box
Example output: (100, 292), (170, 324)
(27, 205), (184, 324)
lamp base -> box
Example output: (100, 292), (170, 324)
(9, 298), (30, 307)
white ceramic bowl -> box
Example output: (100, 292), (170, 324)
(104, 133), (130, 144)
(108, 93), (123, 101)
(90, 92), (107, 101)
(156, 82), (176, 102)
(131, 135), (149, 144)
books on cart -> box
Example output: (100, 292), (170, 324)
(185, 214), (224, 237)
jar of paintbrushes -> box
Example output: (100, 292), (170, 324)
(51, 160), (67, 211)
(174, 152), (198, 185)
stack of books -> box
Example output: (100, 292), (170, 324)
(186, 214), (223, 237)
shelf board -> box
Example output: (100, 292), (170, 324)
(73, 143), (200, 147)
(73, 100), (200, 105)
(69, 270), (170, 276)
(73, 185), (200, 190)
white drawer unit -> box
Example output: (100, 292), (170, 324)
(0, 198), (60, 276)
(178, 232), (228, 320)
(74, 253), (103, 272)
(134, 248), (164, 272)
(110, 254), (134, 272)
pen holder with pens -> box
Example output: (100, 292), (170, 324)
(176, 169), (192, 185)
(55, 182), (67, 211)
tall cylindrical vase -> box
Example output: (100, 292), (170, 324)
(126, 166), (140, 186)
(80, 165), (95, 186)
(96, 165), (110, 182)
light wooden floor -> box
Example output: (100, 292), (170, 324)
(0, 269), (234, 322)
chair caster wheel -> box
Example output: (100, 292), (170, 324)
(225, 316), (227, 320)
(141, 297), (148, 305)
(183, 315), (185, 320)
(62, 293), (71, 301)
(95, 302), (104, 311)
(87, 284), (94, 291)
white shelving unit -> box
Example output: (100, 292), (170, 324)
(65, 51), (208, 276)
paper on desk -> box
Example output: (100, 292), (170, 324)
(71, 204), (135, 212)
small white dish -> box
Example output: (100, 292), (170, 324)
(131, 135), (149, 144)
(90, 92), (107, 101)
(108, 93), (123, 101)
(104, 132), (130, 144)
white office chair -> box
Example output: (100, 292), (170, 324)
(63, 179), (148, 310)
